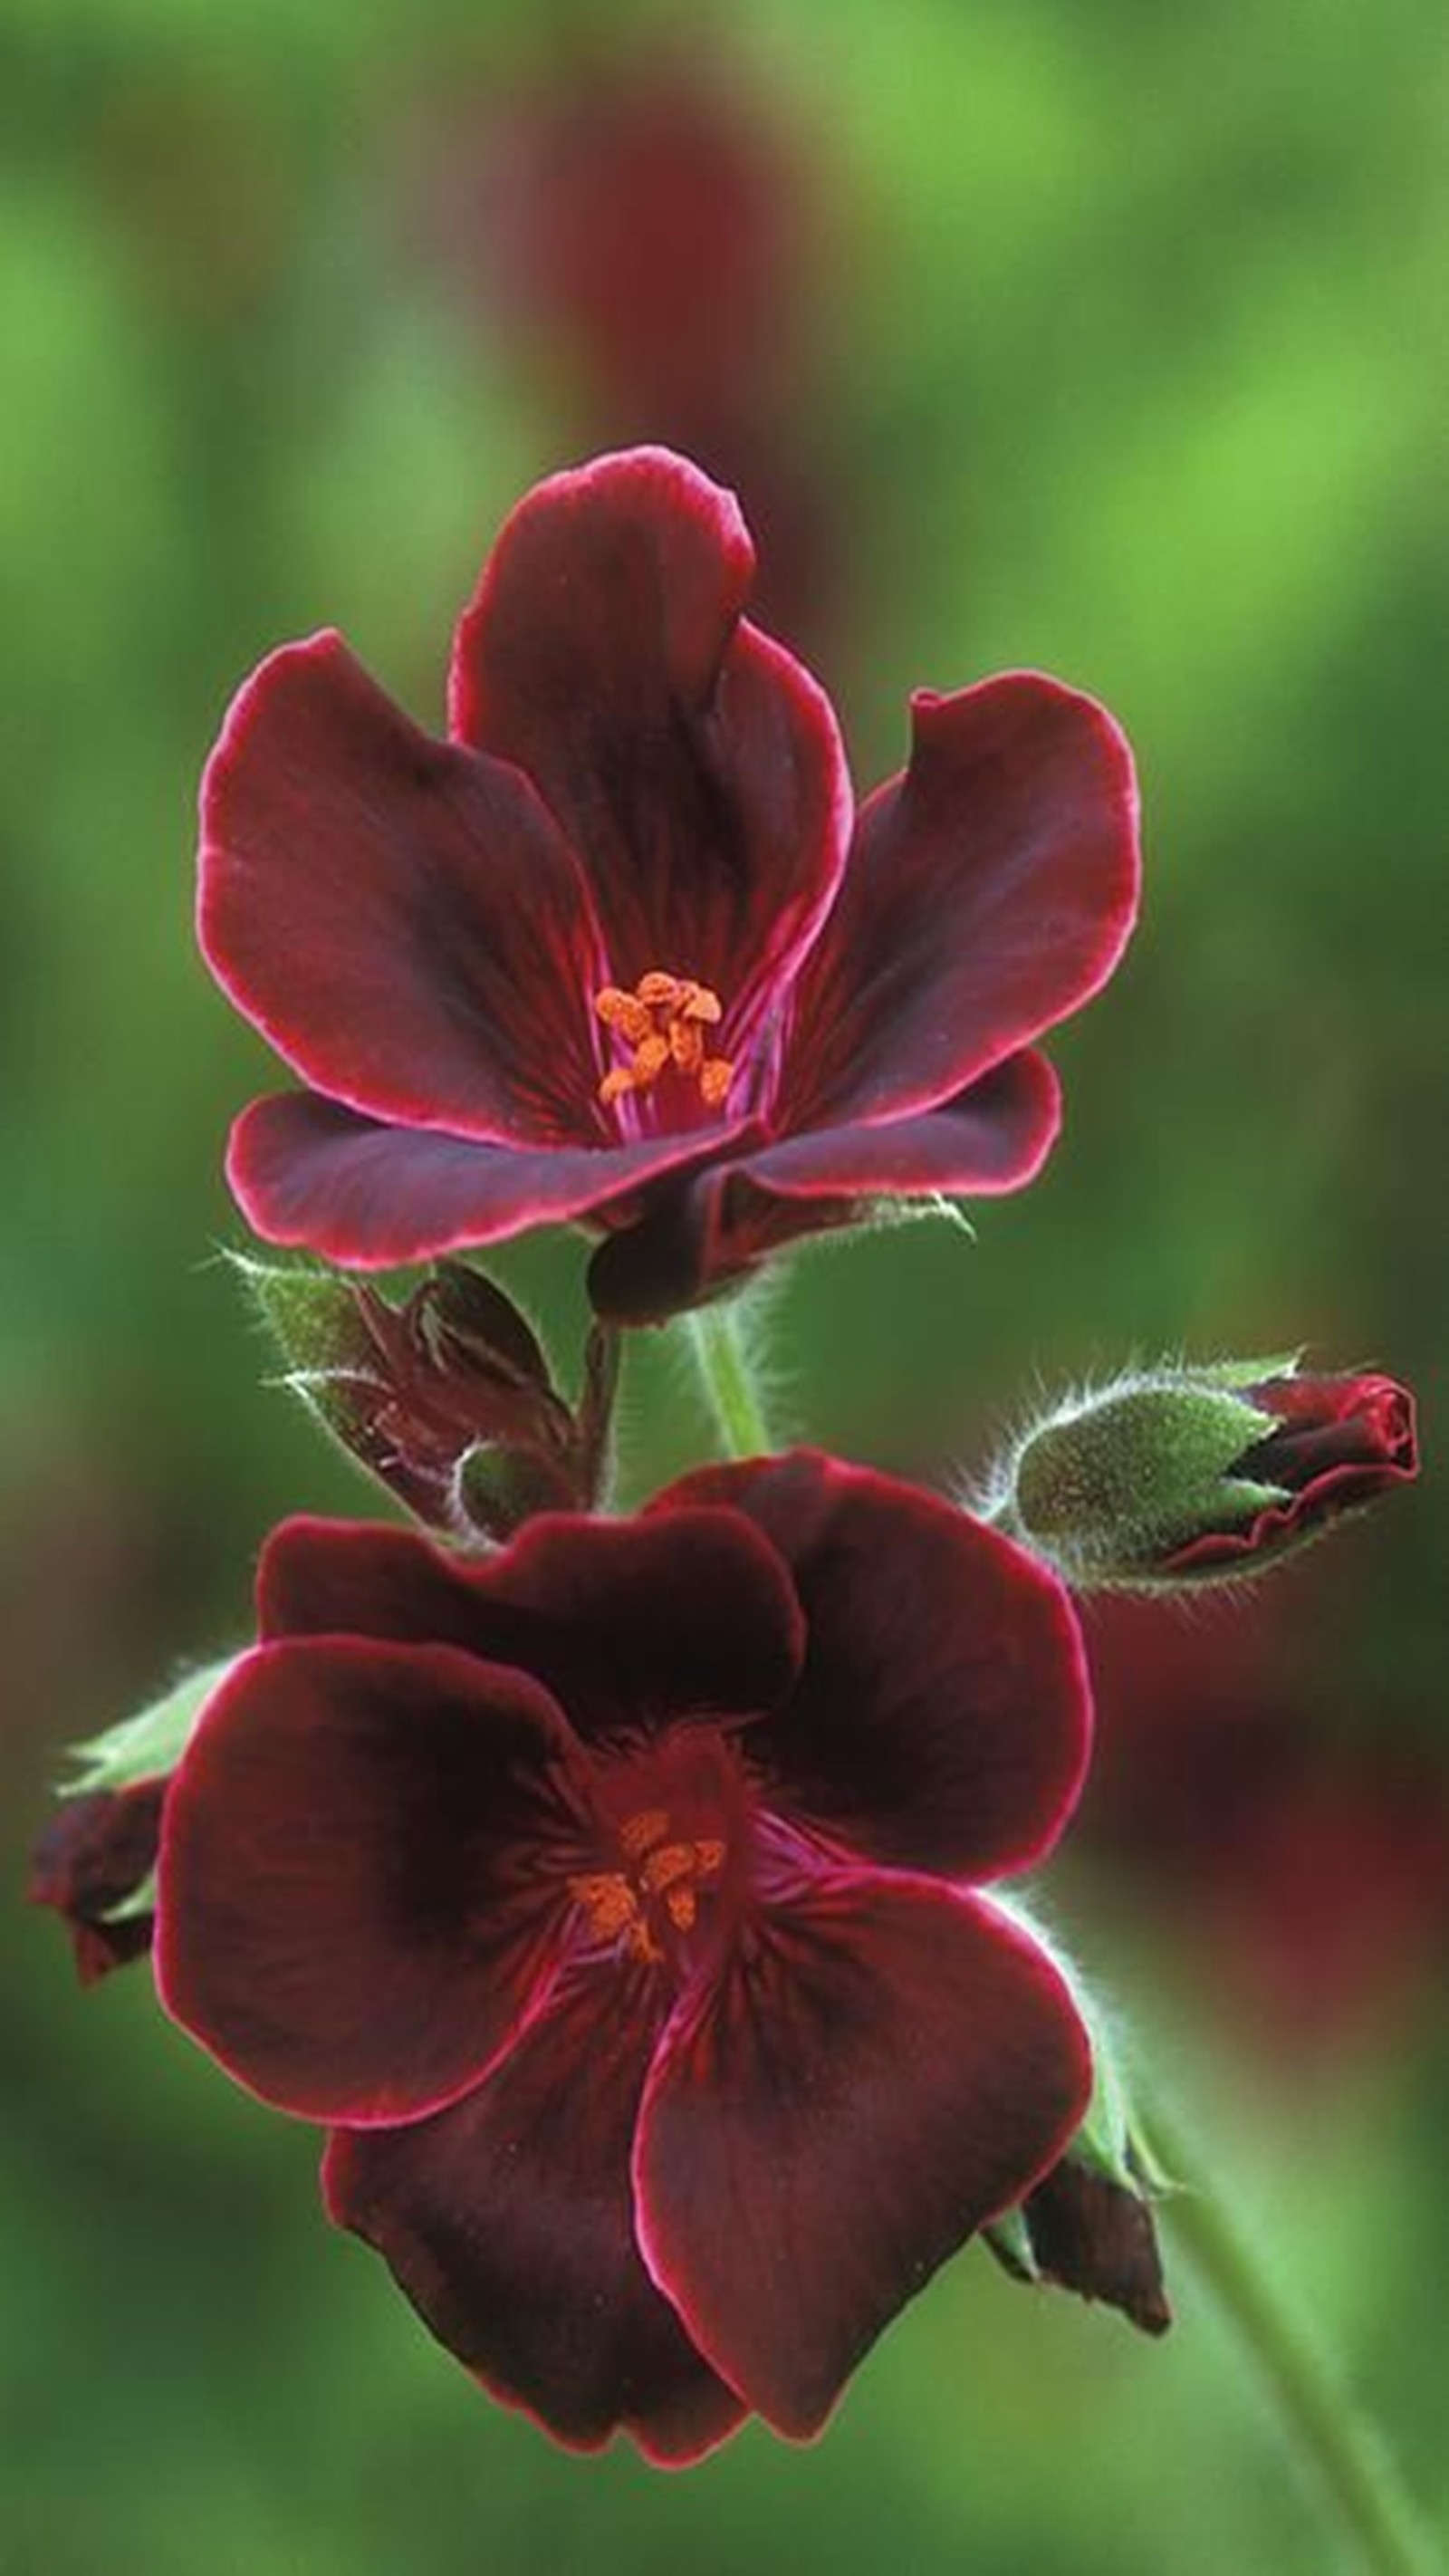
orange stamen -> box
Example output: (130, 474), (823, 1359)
(568, 1813), (726, 1964)
(619, 1808), (670, 1860)
(594, 967), (734, 1114)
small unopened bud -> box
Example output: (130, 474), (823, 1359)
(29, 1783), (165, 1985)
(984, 1943), (1172, 2333)
(983, 1360), (1417, 1591)
(986, 2153), (1172, 2337)
(235, 1254), (619, 1544)
(29, 1655), (236, 1984)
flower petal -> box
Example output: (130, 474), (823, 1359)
(634, 1870), (1091, 2437)
(779, 676), (1139, 1128)
(586, 1052), (1061, 1323)
(323, 1963), (746, 2463)
(28, 1783), (164, 1985)
(199, 632), (610, 1142)
(649, 1451), (1089, 1880)
(156, 1640), (582, 2124)
(449, 447), (850, 1053)
(227, 1089), (761, 1267)
(256, 1508), (804, 1741)
(1168, 1372), (1420, 1574)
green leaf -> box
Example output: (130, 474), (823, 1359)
(62, 1656), (237, 1797)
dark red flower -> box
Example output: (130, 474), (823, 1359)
(29, 1782), (164, 1984)
(155, 1452), (1092, 2458)
(1163, 1371), (1417, 1578)
(199, 447), (1139, 1323)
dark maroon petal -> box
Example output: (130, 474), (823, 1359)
(156, 1640), (583, 2123)
(649, 1450), (1089, 1879)
(1017, 2158), (1172, 2336)
(586, 1053), (1060, 1325)
(779, 676), (1139, 1129)
(1246, 1372), (1417, 1484)
(634, 1870), (1090, 2437)
(256, 1508), (803, 1741)
(1167, 1374), (1419, 1575)
(323, 1963), (746, 2463)
(199, 631), (613, 1143)
(449, 447), (850, 1052)
(28, 1783), (165, 1985)
(728, 1048), (1062, 1203)
(228, 1090), (761, 1268)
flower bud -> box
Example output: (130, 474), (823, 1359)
(984, 1360), (1417, 1591)
(986, 2153), (1171, 2337)
(29, 1783), (165, 1985)
(235, 1254), (619, 1544)
(29, 1655), (235, 1983)
(983, 1963), (1171, 2333)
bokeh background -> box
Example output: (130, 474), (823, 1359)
(5, 1), (1446, 2568)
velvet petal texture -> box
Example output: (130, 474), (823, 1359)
(1168, 1372), (1419, 1575)
(586, 1053), (1061, 1325)
(226, 1089), (761, 1268)
(651, 1452), (1090, 1879)
(449, 445), (850, 1045)
(157, 1639), (584, 2124)
(255, 1506), (804, 1739)
(324, 1963), (745, 2464)
(635, 1868), (1091, 2437)
(778, 677), (1141, 1130)
(200, 635), (608, 1142)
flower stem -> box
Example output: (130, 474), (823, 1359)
(684, 1302), (774, 1459)
(1143, 2081), (1435, 2575)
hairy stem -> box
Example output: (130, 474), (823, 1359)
(684, 1302), (773, 1458)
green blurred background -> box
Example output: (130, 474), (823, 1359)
(4, 0), (1445, 2567)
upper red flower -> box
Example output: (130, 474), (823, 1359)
(199, 447), (1140, 1322)
(155, 1451), (1092, 2460)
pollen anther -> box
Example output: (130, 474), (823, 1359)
(567, 1813), (727, 1964)
(594, 969), (734, 1114)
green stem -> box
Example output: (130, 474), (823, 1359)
(684, 1302), (774, 1458)
(1144, 2082), (1435, 2575)
(686, 1303), (1431, 2571)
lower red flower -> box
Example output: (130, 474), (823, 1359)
(155, 1453), (1092, 2458)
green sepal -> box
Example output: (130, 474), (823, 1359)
(995, 1363), (1312, 1587)
(1014, 1383), (1275, 1546)
(61, 1655), (236, 1799)
(984, 2204), (1040, 2280)
(1198, 1350), (1304, 1390)
(101, 1865), (158, 1926)
(225, 1247), (372, 1376)
(1070, 2022), (1138, 2194)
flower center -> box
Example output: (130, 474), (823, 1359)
(594, 969), (734, 1112)
(568, 1802), (726, 1965)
